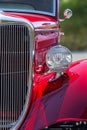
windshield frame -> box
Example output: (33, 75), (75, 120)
(0, 0), (56, 17)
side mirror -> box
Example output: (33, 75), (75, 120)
(59, 9), (72, 22)
(64, 9), (72, 19)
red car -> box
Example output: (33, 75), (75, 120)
(0, 0), (87, 130)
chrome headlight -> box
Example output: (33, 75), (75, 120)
(46, 45), (72, 73)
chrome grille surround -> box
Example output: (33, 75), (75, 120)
(0, 13), (34, 130)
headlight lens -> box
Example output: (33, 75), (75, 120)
(46, 45), (72, 72)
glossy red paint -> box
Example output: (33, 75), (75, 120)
(32, 73), (68, 103)
(61, 60), (87, 119)
(2, 12), (58, 29)
(2, 8), (87, 130)
(20, 60), (87, 130)
(34, 33), (58, 73)
(2, 12), (58, 74)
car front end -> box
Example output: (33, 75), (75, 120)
(0, 0), (87, 130)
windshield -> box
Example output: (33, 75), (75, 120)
(0, 0), (56, 16)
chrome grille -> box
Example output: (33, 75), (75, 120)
(0, 23), (30, 129)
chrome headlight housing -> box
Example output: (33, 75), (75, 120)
(46, 45), (72, 73)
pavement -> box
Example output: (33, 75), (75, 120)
(72, 52), (87, 61)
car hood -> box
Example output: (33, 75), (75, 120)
(0, 12), (58, 30)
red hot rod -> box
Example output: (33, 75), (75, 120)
(0, 0), (87, 130)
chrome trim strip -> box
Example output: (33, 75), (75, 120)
(35, 29), (59, 33)
(0, 13), (34, 130)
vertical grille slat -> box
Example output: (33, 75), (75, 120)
(0, 23), (30, 129)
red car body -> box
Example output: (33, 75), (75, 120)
(0, 0), (87, 130)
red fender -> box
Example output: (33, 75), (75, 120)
(58, 60), (87, 120)
(20, 60), (87, 130)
